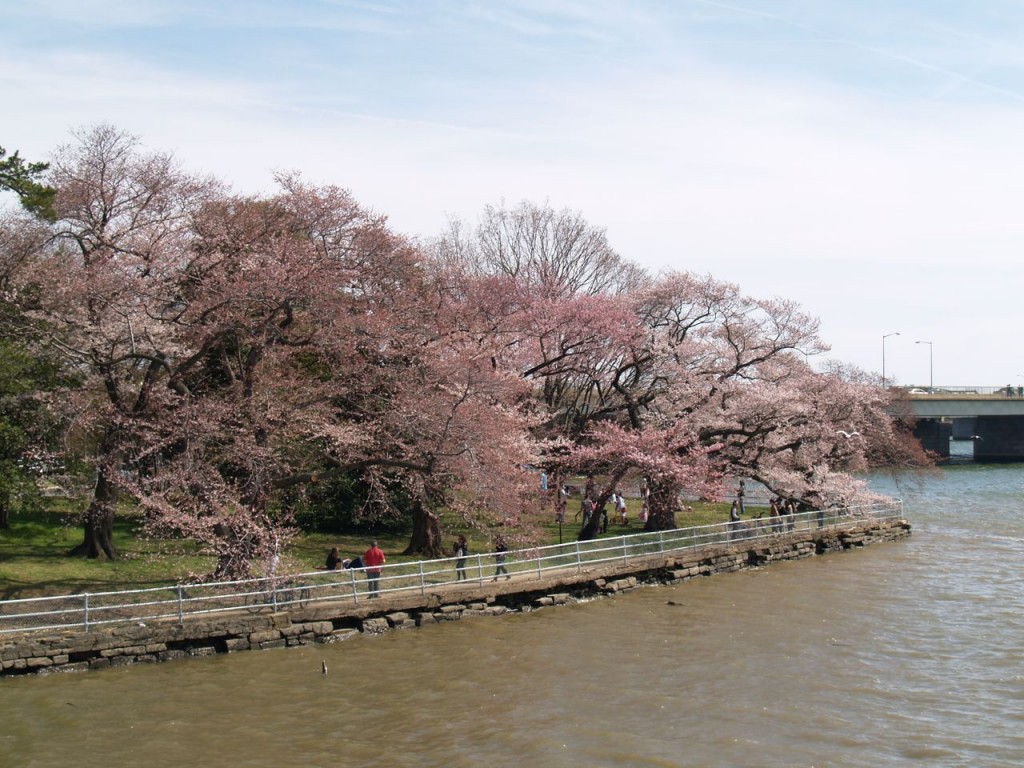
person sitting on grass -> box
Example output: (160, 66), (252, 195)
(326, 547), (342, 570)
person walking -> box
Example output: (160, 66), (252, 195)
(362, 539), (386, 598)
(615, 491), (628, 525)
(769, 499), (783, 533)
(453, 535), (469, 581)
(493, 536), (510, 580)
(728, 499), (743, 540)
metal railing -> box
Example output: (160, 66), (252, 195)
(0, 500), (903, 636)
(901, 385), (1023, 397)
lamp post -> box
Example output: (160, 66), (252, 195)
(882, 332), (899, 388)
(915, 340), (933, 391)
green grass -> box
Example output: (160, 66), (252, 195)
(0, 496), (732, 600)
(0, 502), (209, 599)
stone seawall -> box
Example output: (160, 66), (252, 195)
(1, 518), (911, 677)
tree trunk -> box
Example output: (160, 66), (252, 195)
(68, 472), (118, 560)
(577, 506), (603, 540)
(577, 468), (628, 541)
(0, 487), (10, 529)
(643, 479), (679, 532)
(403, 498), (443, 557)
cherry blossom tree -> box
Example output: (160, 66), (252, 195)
(438, 214), (929, 535)
(3, 130), (929, 572)
(12, 125), (215, 559)
(7, 128), (541, 574)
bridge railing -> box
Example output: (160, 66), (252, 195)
(900, 385), (1023, 397)
(0, 500), (904, 636)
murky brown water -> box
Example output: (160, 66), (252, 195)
(4, 465), (1024, 767)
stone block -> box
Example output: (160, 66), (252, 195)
(224, 638), (250, 652)
(248, 630), (282, 645)
(361, 618), (390, 634)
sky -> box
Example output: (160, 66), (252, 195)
(2, 0), (1023, 387)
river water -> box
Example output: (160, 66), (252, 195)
(3, 460), (1024, 767)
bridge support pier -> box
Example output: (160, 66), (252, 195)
(973, 416), (1024, 462)
(912, 419), (951, 458)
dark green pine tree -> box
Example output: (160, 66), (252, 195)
(0, 145), (56, 221)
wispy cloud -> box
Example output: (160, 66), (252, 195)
(3, 0), (1024, 384)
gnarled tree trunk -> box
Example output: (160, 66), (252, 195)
(643, 477), (680, 532)
(69, 471), (118, 559)
(404, 497), (443, 557)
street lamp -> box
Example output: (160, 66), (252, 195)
(882, 332), (900, 388)
(915, 340), (933, 391)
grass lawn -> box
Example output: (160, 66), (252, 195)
(0, 495), (733, 600)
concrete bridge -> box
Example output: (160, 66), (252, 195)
(898, 387), (1024, 461)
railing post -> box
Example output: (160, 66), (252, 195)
(83, 593), (90, 631)
(349, 569), (359, 605)
(176, 585), (184, 625)
(622, 536), (628, 564)
(419, 560), (426, 596)
(536, 550), (543, 579)
(659, 530), (665, 553)
(575, 541), (582, 573)
(476, 554), (484, 584)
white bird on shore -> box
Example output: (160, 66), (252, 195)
(836, 430), (861, 439)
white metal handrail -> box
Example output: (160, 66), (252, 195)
(0, 500), (903, 635)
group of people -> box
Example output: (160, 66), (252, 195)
(576, 487), (632, 532)
(325, 539), (387, 597)
(453, 534), (510, 581)
(728, 491), (801, 539)
(323, 534), (512, 596)
(547, 471), (652, 531)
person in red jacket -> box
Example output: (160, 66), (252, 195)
(363, 540), (386, 598)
